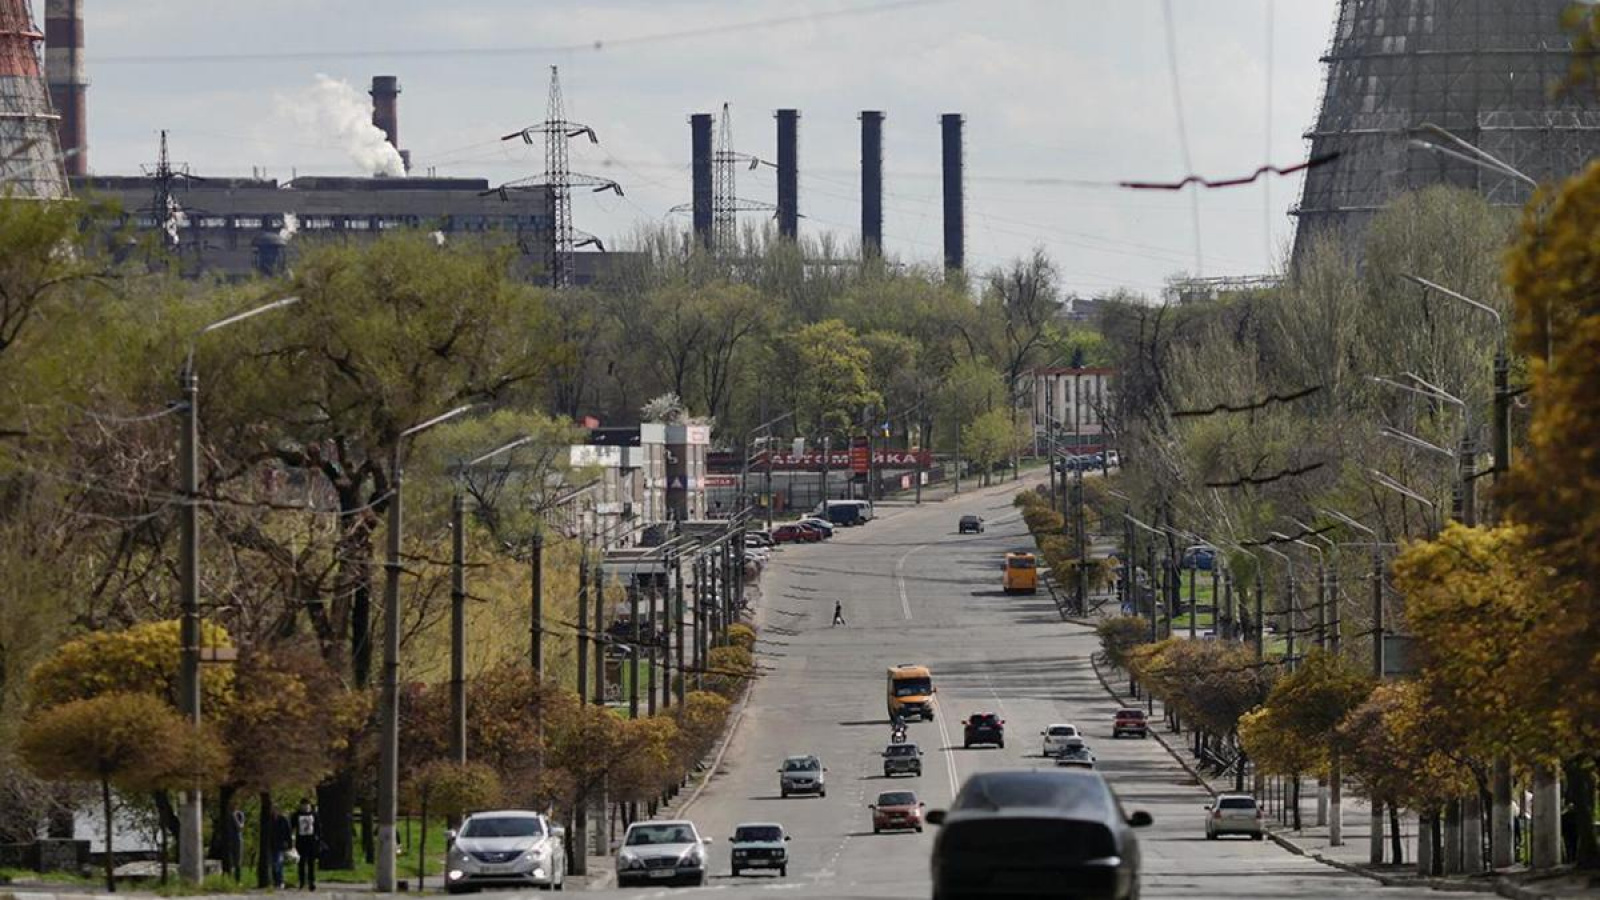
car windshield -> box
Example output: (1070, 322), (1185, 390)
(783, 758), (819, 772)
(1118, 709), (1145, 719)
(734, 826), (782, 842)
(1048, 726), (1076, 736)
(1219, 797), (1257, 810)
(885, 744), (917, 757)
(961, 516), (979, 523)
(971, 714), (997, 724)
(954, 773), (1113, 816)
(460, 816), (544, 839)
(878, 792), (917, 807)
(893, 678), (931, 697)
(1008, 557), (1036, 569)
(626, 824), (694, 846)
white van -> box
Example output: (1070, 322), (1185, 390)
(814, 499), (874, 523)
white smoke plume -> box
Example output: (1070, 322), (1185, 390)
(162, 197), (188, 247)
(279, 75), (406, 177)
(279, 212), (300, 241)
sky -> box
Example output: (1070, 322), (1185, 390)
(49, 0), (1337, 297)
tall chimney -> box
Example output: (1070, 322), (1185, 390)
(775, 108), (799, 240)
(690, 112), (713, 248)
(44, 0), (86, 176)
(941, 113), (964, 273)
(860, 110), (884, 258)
(369, 75), (410, 172)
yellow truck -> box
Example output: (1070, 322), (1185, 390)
(1003, 552), (1039, 595)
(887, 664), (936, 721)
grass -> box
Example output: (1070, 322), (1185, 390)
(151, 874), (249, 896)
(0, 867), (98, 886)
(319, 816), (452, 887)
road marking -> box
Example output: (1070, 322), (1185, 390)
(894, 543), (928, 620)
(931, 694), (961, 802)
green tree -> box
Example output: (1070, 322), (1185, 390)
(782, 319), (881, 436)
(961, 408), (1027, 485)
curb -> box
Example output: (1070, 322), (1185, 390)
(1086, 656), (1562, 900)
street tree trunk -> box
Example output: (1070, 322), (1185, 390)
(101, 776), (116, 892)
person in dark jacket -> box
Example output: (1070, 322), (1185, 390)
(270, 809), (293, 889)
(291, 799), (319, 890)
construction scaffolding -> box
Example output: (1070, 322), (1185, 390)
(1294, 0), (1600, 255)
(0, 0), (68, 199)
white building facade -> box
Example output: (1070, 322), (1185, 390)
(1029, 366), (1114, 453)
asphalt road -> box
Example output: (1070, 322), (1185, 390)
(589, 479), (1477, 899)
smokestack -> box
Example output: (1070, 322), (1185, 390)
(941, 113), (964, 273)
(776, 108), (799, 240)
(369, 75), (410, 172)
(44, 0), (86, 176)
(860, 110), (884, 258)
(690, 112), (713, 248)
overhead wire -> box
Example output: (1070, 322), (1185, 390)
(1160, 0), (1205, 275)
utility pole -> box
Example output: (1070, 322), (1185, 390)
(493, 66), (621, 289)
(674, 548), (687, 708)
(177, 364), (202, 885)
(450, 494), (467, 764)
(577, 543), (590, 704)
(1490, 350), (1515, 869)
(1074, 467), (1087, 616)
(594, 549), (607, 707)
(821, 434), (831, 510)
(531, 534), (544, 679)
(629, 579), (641, 719)
(1187, 559), (1197, 640)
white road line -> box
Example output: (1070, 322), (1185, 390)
(894, 543), (928, 620)
(932, 694), (961, 802)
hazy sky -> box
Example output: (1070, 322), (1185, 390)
(56, 1), (1337, 296)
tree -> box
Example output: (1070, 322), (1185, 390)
(961, 408), (1027, 485)
(403, 760), (502, 890)
(28, 619), (235, 713)
(17, 693), (226, 891)
(782, 320), (881, 436)
(1095, 616), (1150, 672)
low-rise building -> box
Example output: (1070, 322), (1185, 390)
(1030, 366), (1113, 454)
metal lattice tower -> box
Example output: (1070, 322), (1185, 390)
(673, 103), (774, 257)
(1294, 0), (1600, 256)
(0, 0), (68, 199)
(492, 66), (621, 289)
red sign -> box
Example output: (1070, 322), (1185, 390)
(704, 474), (739, 488)
(850, 437), (871, 474)
(707, 450), (934, 472)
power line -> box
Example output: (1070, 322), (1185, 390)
(1160, 0), (1203, 275)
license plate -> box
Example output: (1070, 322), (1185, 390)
(649, 869), (675, 879)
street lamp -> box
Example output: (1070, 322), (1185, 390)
(176, 294), (299, 884)
(1408, 122), (1537, 189)
(741, 411), (795, 531)
(1368, 468), (1440, 535)
(376, 403), (475, 893)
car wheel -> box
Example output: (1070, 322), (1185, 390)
(820, 788), (827, 797)
(915, 826), (923, 833)
(873, 825), (881, 834)
(1207, 831), (1216, 840)
(963, 740), (970, 749)
(779, 865), (788, 877)
(781, 788), (789, 798)
(997, 740), (1005, 749)
(732, 866), (742, 878)
(884, 768), (892, 778)
(1254, 833), (1264, 841)
(446, 886), (467, 895)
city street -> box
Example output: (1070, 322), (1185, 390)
(587, 480), (1480, 899)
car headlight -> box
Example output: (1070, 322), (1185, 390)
(522, 842), (549, 861)
(679, 846), (704, 865)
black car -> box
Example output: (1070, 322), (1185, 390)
(958, 515), (985, 534)
(962, 712), (1004, 749)
(927, 769), (1152, 900)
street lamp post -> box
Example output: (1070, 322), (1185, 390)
(376, 403), (474, 893)
(176, 295), (300, 884)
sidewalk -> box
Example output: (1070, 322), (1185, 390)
(1086, 653), (1598, 900)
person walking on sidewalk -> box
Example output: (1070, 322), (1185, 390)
(270, 807), (293, 889)
(832, 601), (846, 627)
(292, 798), (320, 891)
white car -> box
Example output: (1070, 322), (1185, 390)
(445, 810), (565, 893)
(617, 820), (713, 886)
(1040, 723), (1080, 757)
(1206, 794), (1265, 840)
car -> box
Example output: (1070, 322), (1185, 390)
(616, 820), (712, 887)
(1105, 449), (1121, 468)
(823, 503), (864, 526)
(962, 712), (1005, 749)
(797, 517), (835, 538)
(887, 664), (936, 721)
(1206, 794), (1265, 840)
(870, 790), (925, 833)
(958, 514), (985, 534)
(778, 755), (826, 798)
(794, 522), (830, 541)
(728, 822), (791, 877)
(1055, 738), (1097, 769)
(745, 531), (775, 549)
(1181, 545), (1218, 571)
(882, 743), (924, 777)
(1112, 707), (1148, 739)
(1041, 723), (1080, 757)
(927, 769), (1152, 900)
(815, 499), (874, 522)
(772, 524), (820, 544)
(445, 810), (566, 893)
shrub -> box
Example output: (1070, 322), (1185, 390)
(1095, 616), (1150, 670)
(725, 623), (756, 653)
(703, 646), (754, 699)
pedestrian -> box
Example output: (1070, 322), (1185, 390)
(832, 601), (846, 627)
(270, 806), (293, 889)
(291, 798), (319, 891)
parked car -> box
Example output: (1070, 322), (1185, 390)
(1112, 708), (1148, 739)
(870, 790), (925, 834)
(1055, 737), (1096, 769)
(927, 769), (1152, 900)
(824, 503), (864, 526)
(778, 755), (826, 798)
(729, 822), (790, 877)
(616, 820), (711, 887)
(814, 499), (874, 523)
(882, 743), (924, 777)
(772, 524), (820, 544)
(793, 522), (830, 541)
(1205, 794), (1265, 840)
(958, 514), (985, 534)
(1181, 544), (1218, 571)
(445, 810), (566, 893)
(1041, 723), (1080, 757)
(797, 517), (835, 538)
(746, 531), (775, 548)
(962, 712), (1005, 749)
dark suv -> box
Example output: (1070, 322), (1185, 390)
(958, 515), (984, 534)
(962, 712), (1005, 749)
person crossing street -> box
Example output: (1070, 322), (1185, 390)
(832, 600), (846, 626)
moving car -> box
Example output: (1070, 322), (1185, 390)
(1002, 552), (1039, 595)
(772, 524), (821, 544)
(1041, 723), (1080, 757)
(445, 810), (565, 893)
(886, 664), (936, 721)
(958, 514), (985, 534)
(778, 755), (826, 798)
(1112, 707), (1149, 739)
(1055, 737), (1096, 769)
(963, 712), (1005, 749)
(729, 822), (791, 876)
(927, 769), (1152, 900)
(870, 790), (925, 833)
(882, 743), (924, 778)
(1205, 794), (1264, 840)
(616, 820), (712, 887)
